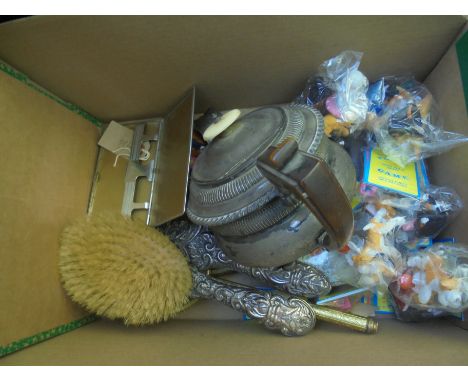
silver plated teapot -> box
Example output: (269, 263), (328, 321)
(187, 104), (356, 267)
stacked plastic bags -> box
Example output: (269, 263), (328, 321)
(296, 51), (468, 166)
(297, 51), (468, 317)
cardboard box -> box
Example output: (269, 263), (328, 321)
(1, 15), (468, 365)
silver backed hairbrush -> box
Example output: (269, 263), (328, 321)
(59, 212), (317, 336)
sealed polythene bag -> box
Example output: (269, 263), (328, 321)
(301, 247), (360, 287)
(389, 244), (468, 313)
(302, 199), (407, 289)
(365, 185), (464, 250)
(346, 203), (406, 288)
(304, 184), (464, 290)
(295, 51), (369, 137)
(367, 76), (468, 167)
(346, 185), (463, 289)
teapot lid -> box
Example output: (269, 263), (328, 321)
(188, 105), (324, 226)
(192, 106), (285, 183)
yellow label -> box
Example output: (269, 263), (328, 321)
(376, 290), (394, 314)
(366, 149), (419, 196)
(351, 195), (361, 210)
(376, 290), (390, 308)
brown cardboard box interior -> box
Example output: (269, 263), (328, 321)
(0, 16), (465, 121)
(425, 28), (468, 239)
(1, 15), (468, 365)
(2, 319), (468, 366)
(0, 69), (100, 347)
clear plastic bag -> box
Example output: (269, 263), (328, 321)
(302, 201), (406, 289)
(295, 51), (369, 136)
(302, 184), (463, 290)
(400, 186), (463, 241)
(367, 76), (468, 167)
(388, 291), (448, 322)
(295, 75), (334, 114)
(389, 243), (468, 313)
(318, 50), (369, 126)
(341, 184), (462, 289)
(300, 247), (360, 287)
(360, 184), (463, 250)
(345, 211), (406, 289)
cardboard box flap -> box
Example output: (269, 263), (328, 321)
(2, 318), (468, 365)
(0, 64), (100, 347)
(0, 16), (468, 364)
(0, 16), (465, 122)
(424, 27), (468, 241)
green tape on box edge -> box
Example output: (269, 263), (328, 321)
(0, 315), (99, 358)
(0, 60), (104, 358)
(456, 30), (468, 114)
(0, 60), (103, 130)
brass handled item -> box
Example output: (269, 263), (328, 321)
(191, 270), (316, 337)
(311, 305), (378, 334)
(193, 271), (377, 335)
(162, 217), (378, 334)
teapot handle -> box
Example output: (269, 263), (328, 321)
(257, 138), (353, 250)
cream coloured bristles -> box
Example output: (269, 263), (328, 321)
(59, 213), (193, 326)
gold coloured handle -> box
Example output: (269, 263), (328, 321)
(311, 305), (378, 334)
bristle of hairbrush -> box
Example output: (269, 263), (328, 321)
(59, 213), (193, 325)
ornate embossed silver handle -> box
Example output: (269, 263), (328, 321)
(160, 218), (331, 298)
(191, 269), (316, 336)
(225, 261), (331, 299)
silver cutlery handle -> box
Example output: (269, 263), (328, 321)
(161, 218), (331, 298)
(191, 269), (316, 336)
(223, 261), (331, 299)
